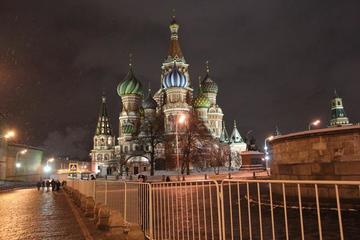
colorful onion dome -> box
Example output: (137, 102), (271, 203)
(121, 121), (135, 134)
(201, 61), (218, 94)
(142, 89), (158, 109)
(162, 63), (188, 89)
(117, 65), (143, 97)
(201, 74), (218, 94)
(193, 93), (211, 108)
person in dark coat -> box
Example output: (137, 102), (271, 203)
(36, 181), (41, 191)
(45, 180), (50, 191)
(41, 181), (45, 190)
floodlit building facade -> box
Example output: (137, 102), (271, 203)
(91, 17), (246, 175)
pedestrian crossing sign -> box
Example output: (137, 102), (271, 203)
(69, 163), (78, 172)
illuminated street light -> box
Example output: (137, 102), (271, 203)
(43, 165), (51, 173)
(15, 149), (27, 177)
(308, 119), (321, 130)
(3, 130), (15, 139)
(176, 114), (186, 180)
(264, 135), (274, 171)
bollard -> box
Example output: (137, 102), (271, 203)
(84, 197), (95, 217)
(80, 194), (87, 211)
(94, 202), (103, 224)
(124, 224), (144, 240)
(182, 175), (185, 181)
(228, 173), (232, 179)
(204, 174), (207, 180)
(253, 171), (256, 179)
(97, 206), (111, 230)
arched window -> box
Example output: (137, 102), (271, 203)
(97, 154), (102, 161)
(104, 154), (109, 160)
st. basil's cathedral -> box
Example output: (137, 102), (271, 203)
(90, 17), (247, 176)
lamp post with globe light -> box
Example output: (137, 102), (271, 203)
(43, 157), (55, 177)
(175, 114), (186, 180)
(308, 119), (321, 130)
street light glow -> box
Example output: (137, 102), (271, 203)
(178, 114), (186, 124)
(20, 149), (27, 155)
(4, 130), (15, 139)
(312, 120), (321, 126)
(16, 162), (21, 168)
(43, 165), (51, 173)
(308, 119), (321, 130)
(48, 158), (55, 163)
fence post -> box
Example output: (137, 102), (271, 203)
(105, 181), (108, 205)
(149, 184), (153, 239)
(124, 182), (127, 221)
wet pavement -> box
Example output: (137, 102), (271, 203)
(0, 188), (85, 240)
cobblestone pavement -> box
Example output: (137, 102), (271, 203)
(0, 188), (85, 240)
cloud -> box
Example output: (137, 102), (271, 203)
(42, 127), (92, 160)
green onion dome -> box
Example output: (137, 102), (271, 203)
(201, 73), (218, 94)
(121, 121), (135, 134)
(117, 66), (143, 97)
(193, 93), (211, 108)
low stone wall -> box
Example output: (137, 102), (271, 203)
(269, 125), (360, 198)
(63, 185), (144, 240)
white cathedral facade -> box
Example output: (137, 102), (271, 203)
(90, 17), (247, 176)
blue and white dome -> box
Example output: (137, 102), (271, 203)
(162, 64), (188, 89)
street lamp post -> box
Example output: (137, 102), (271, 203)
(15, 149), (27, 178)
(175, 114), (186, 181)
(308, 119), (321, 130)
(44, 157), (55, 177)
(264, 135), (274, 171)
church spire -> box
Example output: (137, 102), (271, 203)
(220, 121), (230, 143)
(166, 13), (185, 63)
(330, 90), (350, 127)
(230, 120), (244, 143)
(95, 95), (113, 136)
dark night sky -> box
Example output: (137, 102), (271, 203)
(0, 1), (359, 159)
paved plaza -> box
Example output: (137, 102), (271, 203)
(0, 188), (87, 240)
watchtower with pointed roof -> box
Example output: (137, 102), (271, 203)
(330, 90), (350, 127)
(90, 95), (115, 174)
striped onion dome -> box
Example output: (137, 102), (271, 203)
(201, 73), (218, 94)
(193, 93), (210, 108)
(162, 63), (188, 89)
(121, 121), (135, 134)
(117, 66), (143, 97)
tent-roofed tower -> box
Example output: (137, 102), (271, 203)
(330, 90), (350, 127)
(155, 15), (193, 108)
(91, 95), (115, 174)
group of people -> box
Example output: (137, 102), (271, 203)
(36, 179), (65, 192)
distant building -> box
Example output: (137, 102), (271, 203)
(329, 90), (351, 127)
(0, 143), (43, 181)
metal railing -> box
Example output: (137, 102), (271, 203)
(67, 179), (360, 240)
(220, 179), (360, 240)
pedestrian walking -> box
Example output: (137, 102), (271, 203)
(36, 181), (41, 191)
(51, 179), (56, 191)
(41, 181), (45, 190)
(45, 180), (50, 191)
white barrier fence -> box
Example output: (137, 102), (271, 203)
(67, 179), (360, 240)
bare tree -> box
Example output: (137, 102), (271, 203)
(180, 114), (214, 175)
(208, 142), (229, 174)
(137, 116), (164, 176)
